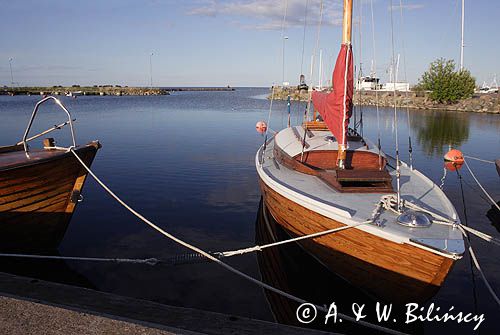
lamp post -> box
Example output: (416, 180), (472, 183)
(9, 58), (14, 87)
(149, 52), (154, 89)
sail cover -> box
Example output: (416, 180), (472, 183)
(312, 44), (353, 148)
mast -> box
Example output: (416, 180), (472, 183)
(395, 54), (400, 83)
(342, 0), (352, 44)
(460, 0), (464, 71)
(338, 0), (353, 169)
(342, 0), (353, 45)
(319, 49), (323, 90)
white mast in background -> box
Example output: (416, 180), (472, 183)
(460, 0), (465, 71)
(318, 49), (323, 90)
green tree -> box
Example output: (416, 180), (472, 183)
(418, 58), (475, 103)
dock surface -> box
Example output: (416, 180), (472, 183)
(0, 271), (337, 335)
(0, 295), (198, 335)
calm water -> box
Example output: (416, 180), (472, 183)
(0, 88), (499, 334)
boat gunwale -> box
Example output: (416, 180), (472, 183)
(256, 140), (463, 259)
(0, 141), (100, 173)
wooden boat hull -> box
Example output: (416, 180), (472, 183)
(259, 179), (456, 304)
(0, 143), (100, 252)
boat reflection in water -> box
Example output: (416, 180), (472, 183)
(0, 206), (96, 289)
(255, 199), (423, 334)
(487, 202), (500, 233)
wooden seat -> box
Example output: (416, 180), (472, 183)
(336, 169), (392, 182)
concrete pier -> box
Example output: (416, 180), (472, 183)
(0, 271), (337, 335)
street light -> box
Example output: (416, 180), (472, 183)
(149, 52), (154, 89)
(9, 58), (14, 87)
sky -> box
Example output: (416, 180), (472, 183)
(0, 0), (498, 87)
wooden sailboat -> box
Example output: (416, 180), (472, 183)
(0, 96), (100, 252)
(256, 0), (464, 303)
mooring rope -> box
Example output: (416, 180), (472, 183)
(456, 167), (480, 315)
(381, 194), (500, 247)
(218, 220), (370, 258)
(0, 253), (159, 265)
(458, 227), (500, 307)
(464, 155), (495, 165)
(67, 148), (408, 335)
(464, 159), (500, 211)
(382, 192), (500, 309)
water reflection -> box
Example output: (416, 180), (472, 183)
(413, 111), (470, 156)
(486, 202), (500, 233)
(255, 199), (422, 334)
(0, 212), (95, 289)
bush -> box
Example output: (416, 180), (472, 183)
(417, 58), (475, 103)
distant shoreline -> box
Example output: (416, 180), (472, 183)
(269, 87), (500, 114)
(0, 86), (236, 96)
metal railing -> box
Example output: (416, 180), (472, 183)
(20, 96), (76, 156)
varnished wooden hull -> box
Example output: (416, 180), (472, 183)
(259, 179), (456, 304)
(0, 143), (99, 252)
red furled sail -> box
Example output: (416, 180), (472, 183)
(312, 43), (353, 148)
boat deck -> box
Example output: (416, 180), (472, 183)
(0, 144), (99, 172)
(257, 126), (464, 256)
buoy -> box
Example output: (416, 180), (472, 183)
(444, 161), (463, 171)
(256, 121), (267, 134)
(444, 149), (464, 164)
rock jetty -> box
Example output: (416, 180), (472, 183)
(1, 86), (169, 96)
(270, 87), (500, 114)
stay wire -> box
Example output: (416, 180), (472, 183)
(398, 0), (414, 169)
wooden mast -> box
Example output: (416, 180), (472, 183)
(338, 0), (353, 169)
(342, 0), (353, 44)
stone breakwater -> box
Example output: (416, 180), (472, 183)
(270, 87), (500, 114)
(1, 86), (169, 96)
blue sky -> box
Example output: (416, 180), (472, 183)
(0, 0), (498, 87)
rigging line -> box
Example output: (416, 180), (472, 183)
(305, 0), (324, 120)
(280, 0), (289, 86)
(306, 0), (323, 117)
(300, 0), (309, 76)
(398, 0), (413, 169)
(301, 0), (324, 162)
(370, 0), (382, 170)
(280, 0), (289, 130)
(261, 85), (276, 165)
(68, 148), (409, 335)
(357, 1), (364, 135)
(296, 1), (309, 128)
(464, 159), (500, 211)
(389, 0), (402, 210)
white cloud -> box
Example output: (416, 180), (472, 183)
(187, 0), (343, 30)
